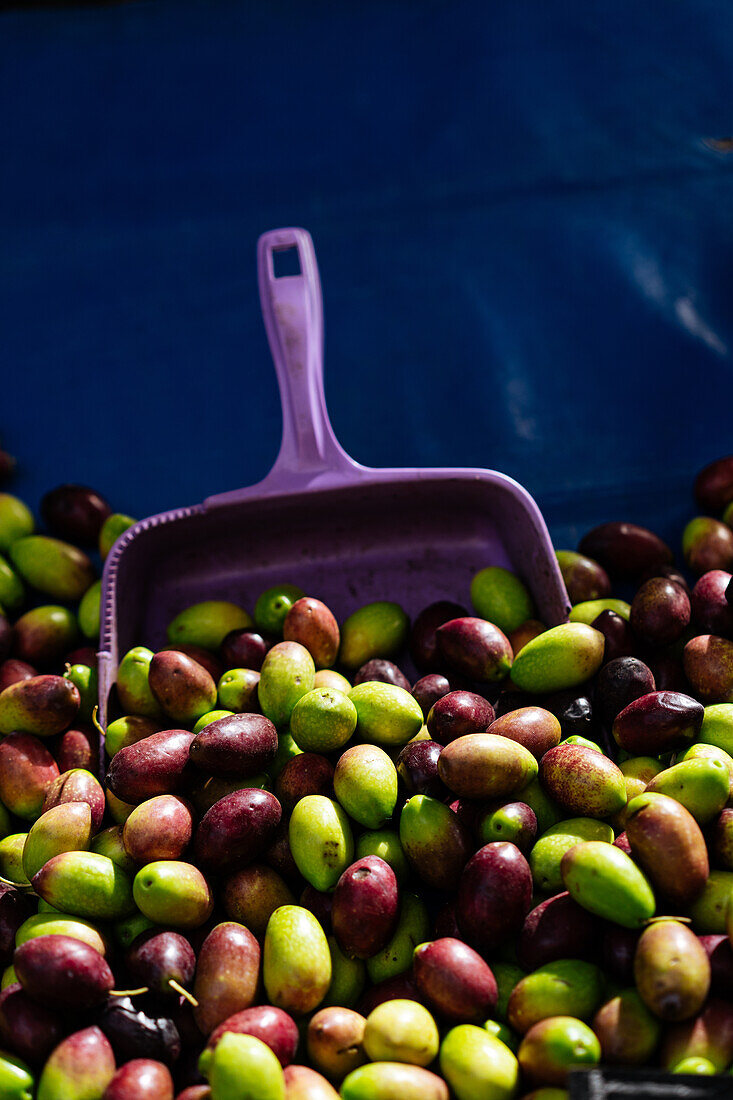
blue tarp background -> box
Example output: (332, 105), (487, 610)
(2, 0), (732, 551)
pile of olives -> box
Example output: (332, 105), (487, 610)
(0, 456), (732, 1099)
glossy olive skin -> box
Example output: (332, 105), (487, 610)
(194, 788), (282, 871)
(0, 674), (80, 737)
(283, 597), (340, 670)
(57, 726), (99, 773)
(409, 601), (468, 671)
(353, 659), (410, 690)
(437, 617), (513, 682)
(106, 729), (195, 804)
(125, 930), (196, 997)
(413, 937), (497, 1022)
(685, 519), (733, 574)
(591, 609), (636, 663)
(612, 691), (704, 754)
(556, 551), (611, 604)
(488, 706), (561, 760)
(220, 629), (269, 671)
(15, 933), (114, 1009)
(0, 731), (59, 819)
(630, 578), (691, 646)
(275, 754), (334, 813)
(411, 674), (452, 719)
(396, 741), (446, 798)
(0, 982), (64, 1065)
(0, 658), (35, 693)
(206, 1005), (299, 1067)
(99, 996), (181, 1067)
(691, 571), (733, 637)
(426, 690), (494, 745)
(189, 713), (278, 778)
(193, 921), (260, 1035)
(43, 768), (106, 830)
(595, 658), (656, 730)
(683, 635), (733, 702)
(40, 484), (111, 545)
(158, 645), (223, 685)
(102, 1059), (174, 1100)
(517, 891), (599, 971)
(123, 795), (194, 863)
(332, 857), (399, 960)
(457, 842), (533, 952)
(634, 920), (711, 1021)
(625, 793), (709, 906)
(148, 651), (217, 722)
(579, 522), (673, 579)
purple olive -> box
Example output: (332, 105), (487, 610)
(396, 740), (446, 798)
(437, 618), (513, 683)
(99, 996), (182, 1067)
(411, 673), (453, 718)
(426, 690), (495, 745)
(578, 522), (673, 579)
(353, 659), (410, 690)
(189, 713), (278, 778)
(413, 938), (497, 1022)
(220, 629), (269, 671)
(125, 930), (195, 998)
(106, 729), (195, 804)
(194, 788), (282, 871)
(630, 577), (691, 647)
(694, 455), (733, 514)
(611, 686), (704, 756)
(456, 841), (532, 952)
(595, 657), (656, 730)
(0, 982), (65, 1065)
(409, 601), (468, 671)
(40, 484), (111, 545)
(591, 609), (636, 663)
(517, 892), (600, 971)
(331, 856), (399, 959)
(15, 934), (114, 1009)
(275, 753), (334, 813)
(691, 571), (733, 637)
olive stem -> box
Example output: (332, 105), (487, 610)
(92, 706), (106, 738)
(168, 979), (199, 1007)
(109, 987), (149, 997)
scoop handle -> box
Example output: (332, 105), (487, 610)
(257, 227), (354, 482)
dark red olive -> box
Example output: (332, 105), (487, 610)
(409, 601), (468, 671)
(0, 658), (36, 693)
(353, 659), (410, 690)
(695, 455), (733, 514)
(630, 577), (691, 647)
(396, 740), (445, 798)
(691, 571), (733, 637)
(0, 982), (64, 1065)
(99, 996), (181, 1067)
(426, 689), (495, 744)
(591, 609), (636, 663)
(595, 657), (656, 730)
(411, 673), (453, 718)
(125, 931), (195, 998)
(612, 691), (703, 754)
(220, 629), (269, 672)
(579, 522), (673, 579)
(40, 484), (111, 545)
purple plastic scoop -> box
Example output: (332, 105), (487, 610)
(98, 227), (570, 723)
